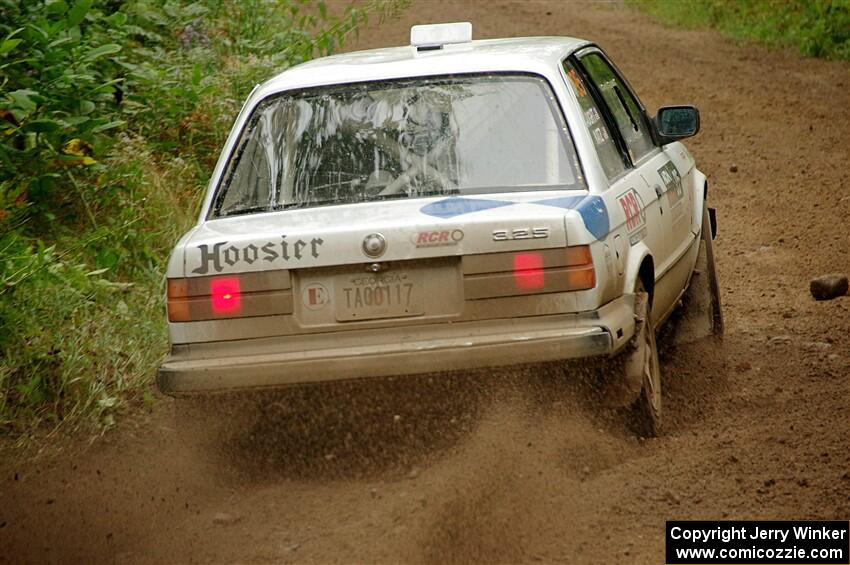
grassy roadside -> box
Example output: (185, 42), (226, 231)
(629, 0), (850, 60)
(0, 0), (408, 443)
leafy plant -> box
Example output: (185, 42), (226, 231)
(0, 0), (410, 440)
(630, 0), (850, 60)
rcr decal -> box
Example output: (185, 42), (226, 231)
(617, 189), (647, 246)
(658, 161), (684, 206)
(413, 229), (464, 248)
(192, 236), (324, 274)
(492, 227), (549, 241)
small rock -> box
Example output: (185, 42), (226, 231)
(407, 468), (420, 480)
(763, 478), (776, 487)
(663, 491), (681, 505)
(735, 361), (752, 372)
(810, 274), (849, 301)
(828, 354), (840, 361)
(393, 414), (402, 423)
(370, 488), (379, 499)
(797, 478), (809, 487)
(284, 543), (301, 552)
(581, 465), (591, 475)
(768, 335), (792, 346)
(730, 164), (738, 173)
(212, 512), (239, 526)
(324, 453), (335, 461)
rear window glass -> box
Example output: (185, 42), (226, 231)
(212, 73), (586, 218)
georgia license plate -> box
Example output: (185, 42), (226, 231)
(335, 270), (424, 321)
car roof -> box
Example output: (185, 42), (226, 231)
(253, 36), (591, 97)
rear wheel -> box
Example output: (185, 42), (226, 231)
(625, 279), (662, 437)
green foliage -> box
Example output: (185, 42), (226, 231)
(0, 0), (409, 439)
(631, 0), (850, 60)
(0, 233), (164, 431)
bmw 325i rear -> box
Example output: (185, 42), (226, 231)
(157, 56), (636, 394)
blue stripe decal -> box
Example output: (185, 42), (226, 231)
(533, 195), (610, 240)
(531, 195), (584, 210)
(420, 197), (514, 219)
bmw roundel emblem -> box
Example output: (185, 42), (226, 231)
(362, 233), (386, 258)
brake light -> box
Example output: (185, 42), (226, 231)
(565, 264), (596, 290)
(513, 253), (545, 290)
(565, 245), (593, 267)
(563, 245), (596, 291)
(167, 279), (190, 322)
(210, 277), (241, 315)
(165, 270), (292, 323)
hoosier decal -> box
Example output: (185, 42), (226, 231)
(192, 236), (324, 274)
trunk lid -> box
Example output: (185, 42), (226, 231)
(179, 191), (583, 277)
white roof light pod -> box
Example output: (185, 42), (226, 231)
(410, 22), (472, 51)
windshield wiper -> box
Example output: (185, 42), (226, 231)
(276, 189), (460, 210)
(372, 189), (459, 201)
(282, 199), (346, 209)
(222, 204), (279, 217)
(370, 193), (410, 201)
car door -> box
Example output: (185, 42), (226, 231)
(564, 55), (663, 285)
(573, 48), (689, 319)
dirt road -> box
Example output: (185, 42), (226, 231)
(2, 1), (849, 563)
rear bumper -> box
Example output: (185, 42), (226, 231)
(157, 294), (635, 395)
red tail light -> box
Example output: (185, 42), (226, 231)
(210, 277), (241, 315)
(166, 270), (292, 322)
(462, 246), (596, 300)
(513, 253), (545, 290)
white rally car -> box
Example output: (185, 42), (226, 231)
(158, 23), (722, 435)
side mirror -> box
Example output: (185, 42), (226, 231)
(652, 105), (700, 145)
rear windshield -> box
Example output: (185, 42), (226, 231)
(211, 73), (586, 218)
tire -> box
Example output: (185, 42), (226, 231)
(625, 279), (662, 437)
(701, 206), (724, 336)
(663, 206), (724, 347)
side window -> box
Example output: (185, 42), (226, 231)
(563, 60), (626, 180)
(579, 52), (655, 164)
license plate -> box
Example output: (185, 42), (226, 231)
(335, 270), (424, 321)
